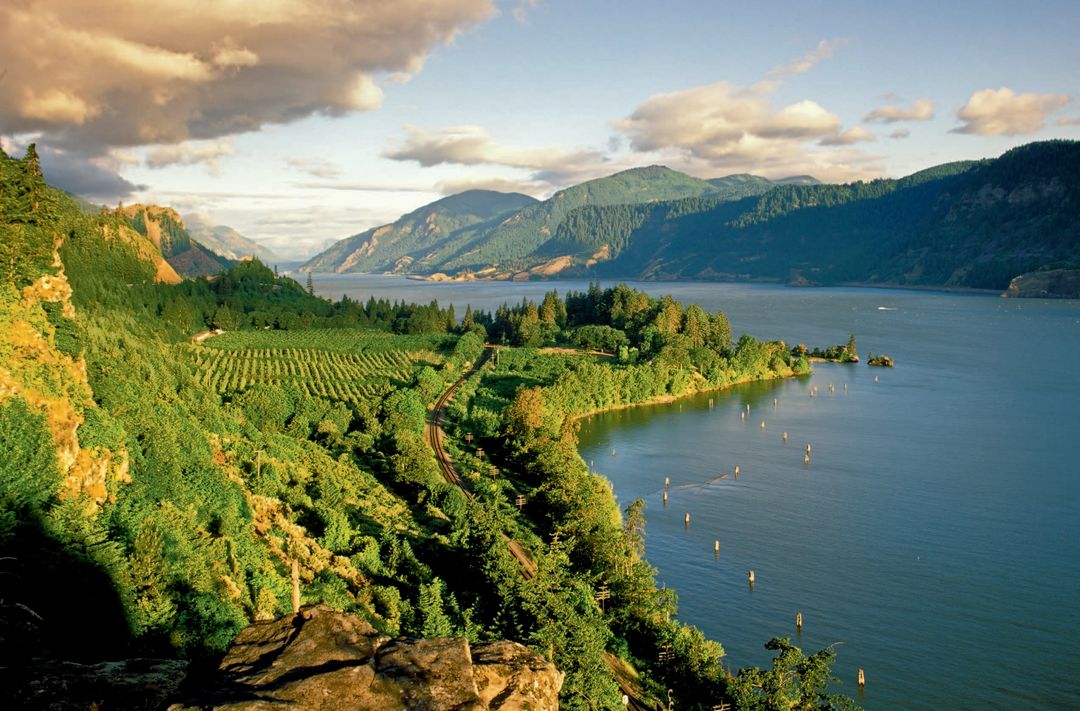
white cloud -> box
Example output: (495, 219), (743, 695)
(610, 75), (882, 180)
(0, 1), (495, 153)
(889, 128), (911, 139)
(1055, 116), (1080, 126)
(819, 126), (875, 146)
(512, 0), (540, 25)
(384, 125), (610, 185)
(434, 175), (551, 198)
(286, 157), (343, 180)
(612, 81), (851, 160)
(864, 98), (935, 123)
(145, 139), (234, 175)
(768, 39), (845, 78)
(953, 87), (1071, 136)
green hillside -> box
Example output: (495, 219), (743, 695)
(550, 141), (1080, 289)
(305, 166), (727, 276)
(302, 189), (537, 274)
(707, 173), (779, 199)
(431, 165), (725, 273)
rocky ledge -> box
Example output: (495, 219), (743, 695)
(1002, 269), (1080, 298)
(170, 605), (563, 711)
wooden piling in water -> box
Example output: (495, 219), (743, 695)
(684, 512), (691, 526)
(760, 419), (766, 430)
(796, 612), (803, 630)
(663, 490), (668, 505)
(783, 431), (788, 442)
(734, 465), (740, 478)
(664, 476), (670, 489)
(804, 453), (811, 465)
(858, 669), (865, 688)
(748, 569), (755, 585)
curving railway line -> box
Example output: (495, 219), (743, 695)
(424, 347), (659, 710)
(425, 347), (538, 578)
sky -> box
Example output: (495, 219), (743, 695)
(2, 0), (1079, 260)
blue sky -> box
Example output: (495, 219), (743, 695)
(2, 0), (1078, 259)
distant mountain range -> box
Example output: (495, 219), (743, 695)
(187, 222), (278, 264)
(303, 140), (1080, 291)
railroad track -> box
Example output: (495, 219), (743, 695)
(425, 347), (658, 708)
(425, 347), (537, 578)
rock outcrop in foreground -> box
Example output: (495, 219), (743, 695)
(171, 606), (563, 711)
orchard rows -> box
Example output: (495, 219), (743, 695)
(190, 330), (441, 404)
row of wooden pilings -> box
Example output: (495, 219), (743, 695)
(662, 456), (866, 693)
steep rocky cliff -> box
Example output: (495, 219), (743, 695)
(119, 204), (235, 277)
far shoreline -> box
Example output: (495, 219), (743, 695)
(310, 270), (1007, 298)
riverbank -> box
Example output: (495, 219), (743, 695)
(563, 369), (803, 423)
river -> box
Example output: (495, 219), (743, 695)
(312, 274), (1080, 710)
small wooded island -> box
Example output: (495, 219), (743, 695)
(0, 147), (861, 710)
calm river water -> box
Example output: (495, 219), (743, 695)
(312, 274), (1080, 710)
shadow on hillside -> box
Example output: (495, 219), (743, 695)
(0, 513), (135, 669)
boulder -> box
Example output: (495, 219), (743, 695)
(169, 605), (562, 710)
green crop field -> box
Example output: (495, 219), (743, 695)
(189, 329), (446, 403)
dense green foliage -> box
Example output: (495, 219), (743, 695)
(551, 141), (1080, 289)
(1, 145), (854, 709)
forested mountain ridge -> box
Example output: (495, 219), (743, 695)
(305, 141), (1079, 291)
(577, 141), (1080, 288)
(302, 189), (538, 274)
(303, 166), (735, 277)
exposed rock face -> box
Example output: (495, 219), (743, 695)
(170, 605), (563, 710)
(11, 658), (189, 710)
(1002, 269), (1080, 299)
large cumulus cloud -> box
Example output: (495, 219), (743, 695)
(609, 79), (882, 181)
(0, 0), (495, 153)
(953, 87), (1071, 136)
